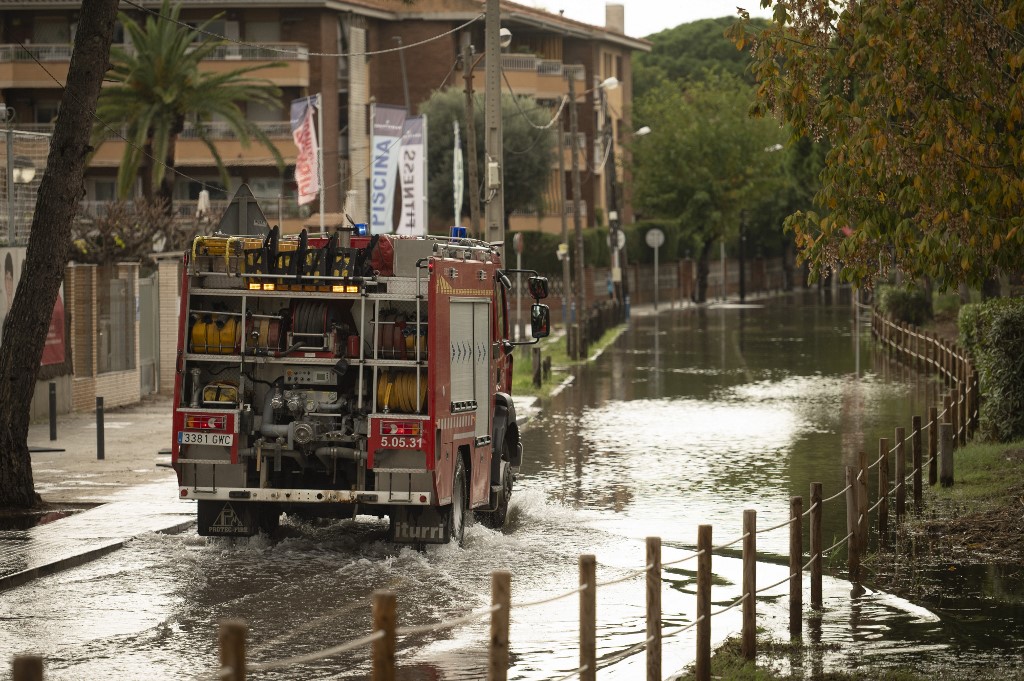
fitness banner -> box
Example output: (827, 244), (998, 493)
(370, 104), (407, 235)
(290, 95), (320, 206)
(396, 115), (426, 236)
(453, 120), (464, 229)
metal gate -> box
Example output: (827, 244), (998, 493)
(139, 272), (159, 395)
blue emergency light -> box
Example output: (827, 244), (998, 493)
(355, 223), (368, 236)
(450, 226), (467, 240)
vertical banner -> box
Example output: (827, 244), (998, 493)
(453, 121), (464, 228)
(290, 95), (320, 206)
(370, 104), (407, 234)
(396, 116), (427, 236)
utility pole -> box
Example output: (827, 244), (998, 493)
(559, 100), (571, 334)
(569, 76), (586, 360)
(462, 44), (481, 237)
(484, 0), (505, 245)
(603, 96), (623, 309)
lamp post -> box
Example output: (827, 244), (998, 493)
(2, 102), (16, 246)
(568, 75), (619, 359)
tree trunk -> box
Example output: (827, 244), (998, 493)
(695, 240), (714, 303)
(0, 0), (119, 509)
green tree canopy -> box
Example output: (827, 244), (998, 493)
(631, 71), (787, 301)
(732, 0), (1024, 290)
(418, 88), (556, 232)
(94, 0), (284, 210)
(634, 17), (769, 97)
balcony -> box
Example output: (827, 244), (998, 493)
(0, 42), (309, 89)
(492, 55), (584, 100)
(90, 121), (297, 168)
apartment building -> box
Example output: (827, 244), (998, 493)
(0, 0), (649, 237)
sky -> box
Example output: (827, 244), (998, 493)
(520, 0), (773, 39)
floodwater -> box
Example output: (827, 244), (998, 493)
(1, 289), (1021, 680)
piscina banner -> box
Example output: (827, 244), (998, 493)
(370, 104), (407, 234)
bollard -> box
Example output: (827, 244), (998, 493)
(218, 619), (246, 681)
(12, 656), (43, 681)
(810, 483), (823, 609)
(646, 537), (662, 681)
(48, 382), (57, 441)
(912, 416), (923, 511)
(531, 347), (541, 388)
(489, 571), (511, 681)
(372, 590), (396, 681)
(878, 439), (889, 544)
(579, 554), (596, 681)
(789, 497), (803, 639)
(742, 511), (756, 660)
(928, 406), (938, 486)
(542, 355), (552, 381)
(845, 466), (860, 583)
(696, 525), (712, 681)
(895, 427), (906, 520)
(939, 423), (955, 488)
(96, 396), (105, 461)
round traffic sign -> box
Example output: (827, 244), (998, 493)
(513, 232), (524, 255)
(645, 228), (665, 249)
(607, 230), (626, 250)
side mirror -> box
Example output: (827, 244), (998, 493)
(527, 276), (549, 300)
(531, 304), (551, 339)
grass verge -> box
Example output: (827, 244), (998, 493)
(511, 324), (627, 399)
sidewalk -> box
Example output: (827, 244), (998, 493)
(1, 393), (542, 591)
(0, 395), (193, 590)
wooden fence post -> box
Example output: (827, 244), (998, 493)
(857, 451), (869, 552)
(489, 571), (511, 681)
(912, 416), (923, 511)
(12, 656), (43, 681)
(531, 347), (541, 388)
(810, 483), (823, 609)
(877, 439), (889, 544)
(372, 591), (396, 681)
(696, 525), (712, 681)
(895, 427), (906, 520)
(940, 424), (955, 488)
(646, 537), (662, 681)
(958, 378), (967, 446)
(789, 497), (803, 639)
(219, 620), (247, 681)
(948, 389), (959, 450)
(928, 405), (938, 486)
(742, 511), (756, 660)
(580, 554), (596, 681)
(845, 466), (860, 583)
(970, 369), (980, 436)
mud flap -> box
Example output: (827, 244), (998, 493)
(197, 500), (259, 537)
(389, 505), (449, 544)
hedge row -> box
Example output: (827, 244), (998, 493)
(959, 298), (1024, 442)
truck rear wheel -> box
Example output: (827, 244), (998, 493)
(448, 455), (468, 546)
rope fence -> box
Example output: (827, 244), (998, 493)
(9, 310), (976, 681)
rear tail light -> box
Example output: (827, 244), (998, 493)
(381, 420), (421, 436)
(185, 414), (227, 430)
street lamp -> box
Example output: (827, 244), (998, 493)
(2, 103), (19, 246)
(568, 75), (619, 358)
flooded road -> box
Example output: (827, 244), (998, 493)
(1, 290), (1020, 680)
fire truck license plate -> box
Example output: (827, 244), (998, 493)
(178, 432), (233, 446)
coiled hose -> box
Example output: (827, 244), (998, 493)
(377, 370), (427, 413)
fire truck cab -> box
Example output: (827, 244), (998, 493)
(171, 224), (549, 544)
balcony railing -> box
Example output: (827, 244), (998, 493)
(90, 120), (292, 142)
(0, 42), (308, 63)
(500, 54), (585, 81)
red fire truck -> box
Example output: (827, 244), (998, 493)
(172, 224), (550, 544)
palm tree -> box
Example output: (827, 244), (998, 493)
(94, 0), (284, 211)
